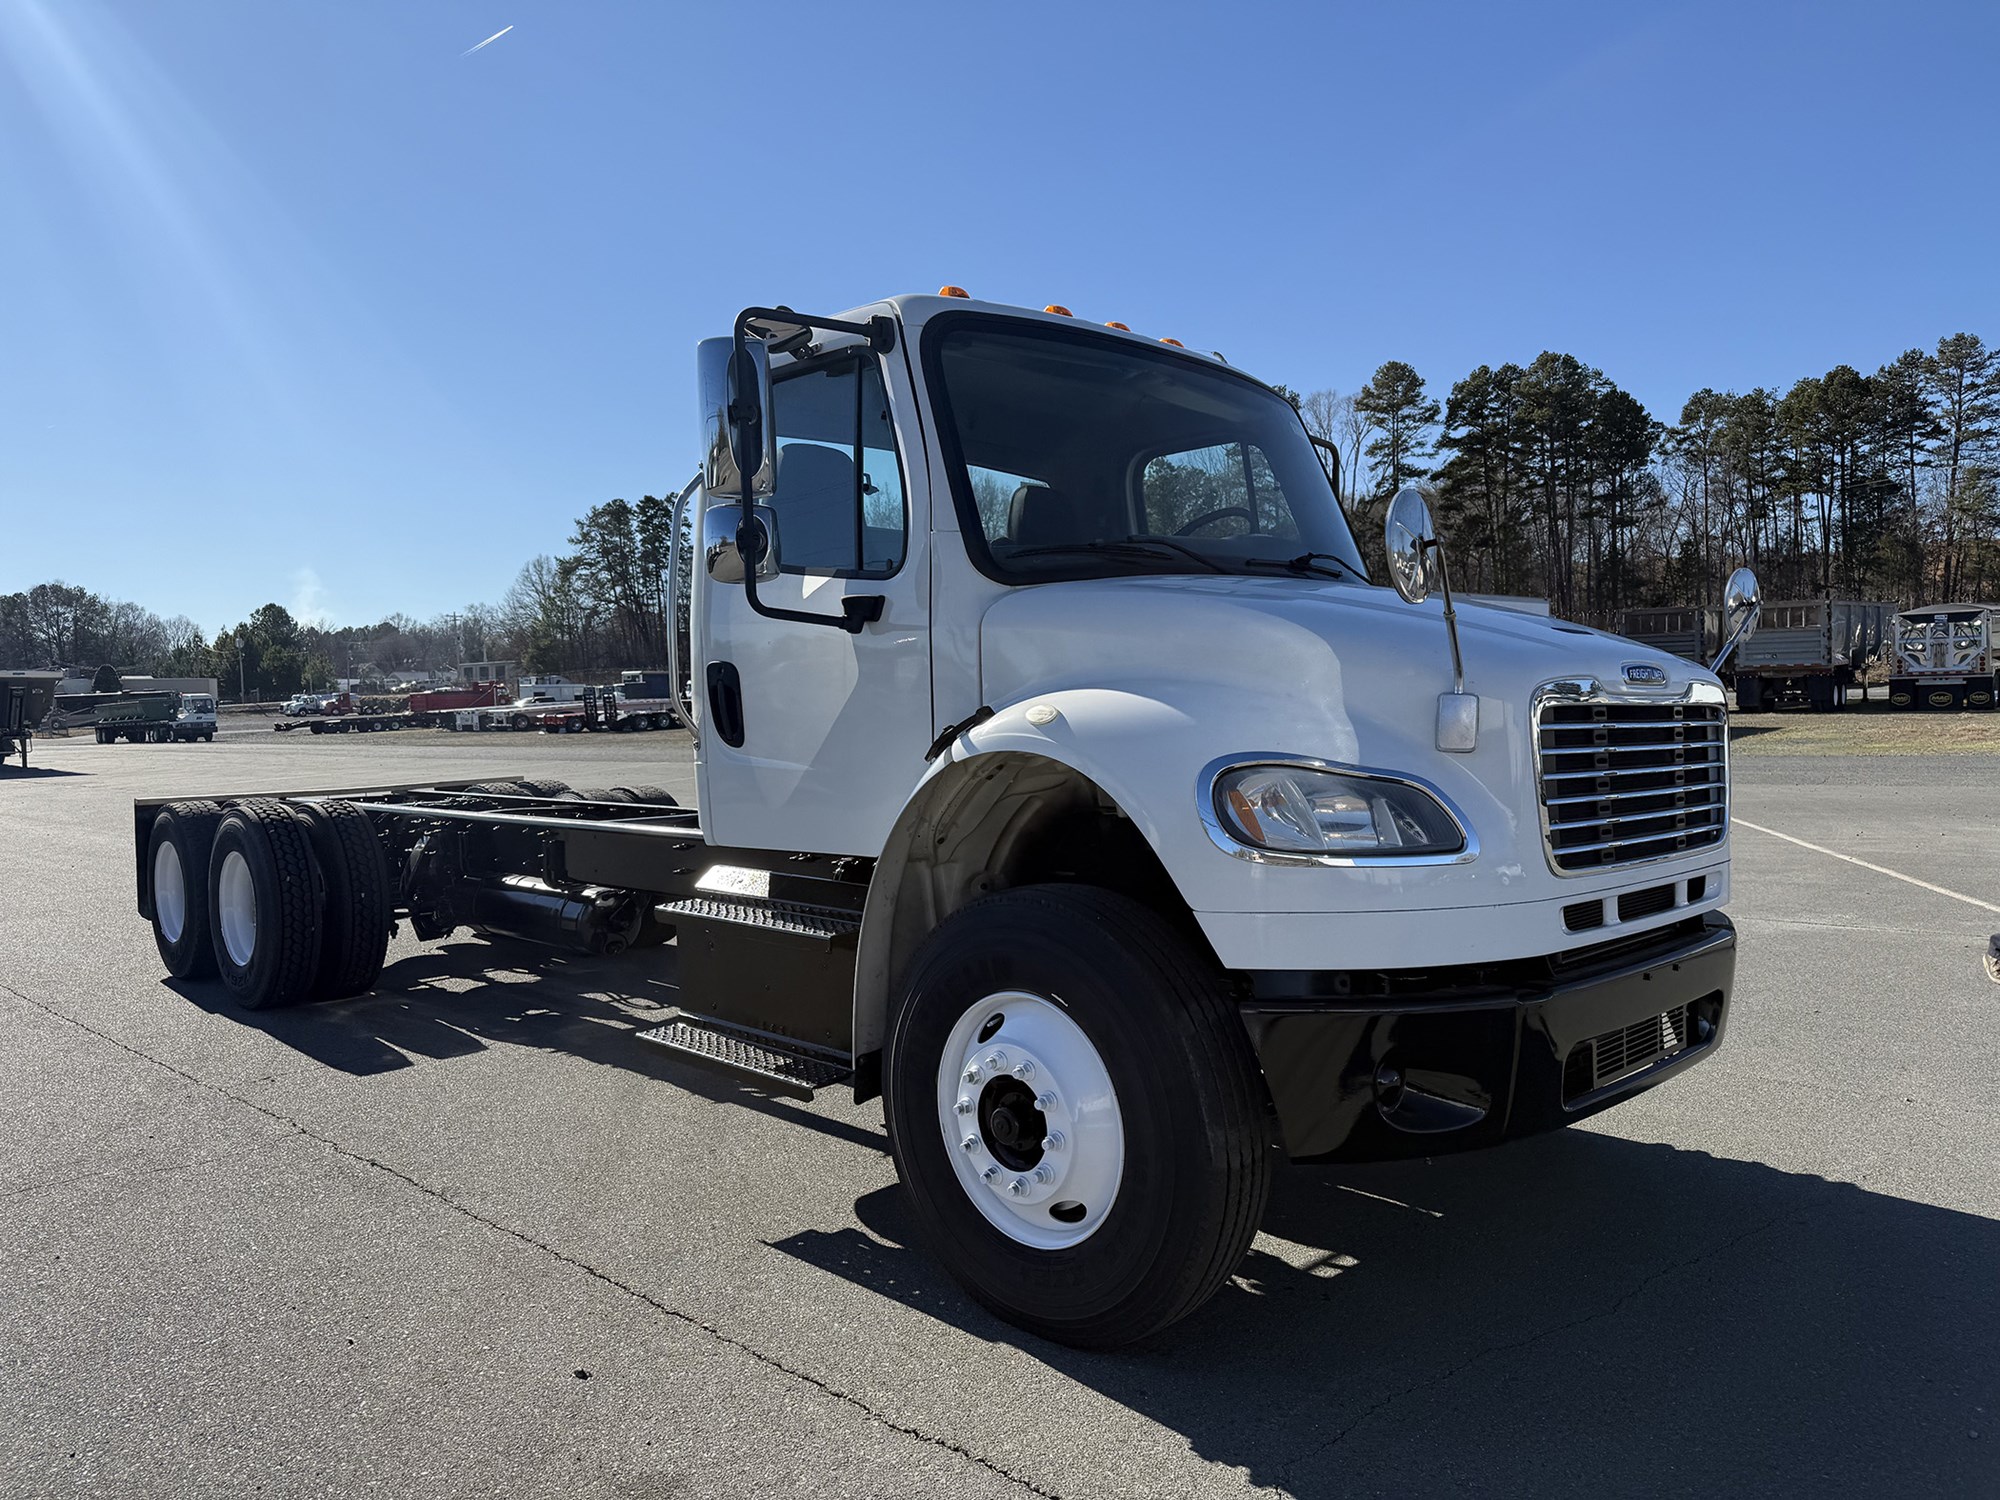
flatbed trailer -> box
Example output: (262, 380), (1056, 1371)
(538, 687), (679, 733)
(273, 710), (426, 734)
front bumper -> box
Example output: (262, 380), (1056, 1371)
(1238, 914), (1735, 1162)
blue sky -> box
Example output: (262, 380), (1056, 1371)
(2, 0), (1995, 631)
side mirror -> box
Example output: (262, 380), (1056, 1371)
(703, 504), (781, 584)
(1385, 485), (1475, 752)
(1384, 486), (1438, 605)
(698, 336), (775, 502)
(1710, 566), (1761, 673)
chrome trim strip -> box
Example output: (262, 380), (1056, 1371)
(1196, 752), (1479, 867)
(1530, 677), (1730, 878)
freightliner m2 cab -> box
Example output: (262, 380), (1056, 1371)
(132, 293), (1762, 1347)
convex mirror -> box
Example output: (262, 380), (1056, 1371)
(1384, 486), (1438, 605)
(703, 504), (781, 584)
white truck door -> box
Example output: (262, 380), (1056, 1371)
(696, 344), (932, 855)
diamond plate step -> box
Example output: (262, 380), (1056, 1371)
(659, 893), (860, 943)
(634, 1012), (853, 1100)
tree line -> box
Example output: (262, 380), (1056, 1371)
(1295, 331), (2000, 621)
(8, 329), (1996, 693)
(1, 498), (681, 700)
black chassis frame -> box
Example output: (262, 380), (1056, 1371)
(133, 778), (874, 919)
(132, 781), (876, 1055)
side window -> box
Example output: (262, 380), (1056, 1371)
(768, 358), (906, 577)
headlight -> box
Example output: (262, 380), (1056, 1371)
(1214, 765), (1465, 857)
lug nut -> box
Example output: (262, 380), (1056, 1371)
(1032, 1164), (1054, 1184)
(1036, 1092), (1057, 1112)
(962, 1135), (980, 1153)
(983, 1051), (1009, 1072)
(963, 1066), (982, 1084)
(981, 1165), (1001, 1182)
(954, 1097), (974, 1115)
(1008, 1176), (1029, 1197)
(1041, 1130), (1065, 1152)
(1011, 1060), (1035, 1080)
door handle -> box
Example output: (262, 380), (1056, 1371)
(707, 662), (745, 747)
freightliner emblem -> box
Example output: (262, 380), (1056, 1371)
(1623, 663), (1669, 685)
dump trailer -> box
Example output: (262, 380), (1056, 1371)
(1618, 607), (1721, 665)
(94, 692), (184, 743)
(0, 671), (61, 769)
(131, 290), (1747, 1349)
(1888, 604), (2000, 710)
(1731, 598), (1892, 711)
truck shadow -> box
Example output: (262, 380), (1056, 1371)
(771, 1131), (1998, 1497)
(164, 937), (887, 1154)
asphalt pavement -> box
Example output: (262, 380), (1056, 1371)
(2, 727), (1995, 1498)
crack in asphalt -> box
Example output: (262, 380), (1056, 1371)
(1272, 1210), (1796, 1485)
(2, 983), (1062, 1500)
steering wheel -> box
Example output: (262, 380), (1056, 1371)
(1173, 507), (1254, 537)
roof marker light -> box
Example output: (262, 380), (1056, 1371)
(1105, 321), (1130, 331)
(1044, 304), (1074, 316)
(939, 285), (971, 298)
(1160, 337), (1185, 348)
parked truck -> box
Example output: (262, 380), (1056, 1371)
(1887, 603), (2000, 709)
(1618, 606), (1721, 665)
(129, 291), (1755, 1347)
(1730, 597), (1892, 711)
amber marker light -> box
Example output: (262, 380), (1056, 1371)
(1160, 337), (1185, 348)
(1044, 304), (1074, 316)
(1105, 321), (1130, 330)
(938, 286), (971, 298)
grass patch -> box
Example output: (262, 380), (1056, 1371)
(1730, 710), (2000, 756)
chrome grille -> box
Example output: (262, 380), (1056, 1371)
(1535, 697), (1727, 872)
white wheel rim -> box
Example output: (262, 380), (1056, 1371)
(935, 990), (1123, 1249)
(153, 840), (187, 944)
(217, 849), (257, 968)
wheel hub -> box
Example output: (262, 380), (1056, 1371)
(977, 1078), (1047, 1171)
(935, 991), (1124, 1248)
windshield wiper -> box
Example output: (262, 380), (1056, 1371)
(1242, 551), (1358, 582)
(1006, 539), (1228, 573)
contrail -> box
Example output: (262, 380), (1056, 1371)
(461, 24), (513, 56)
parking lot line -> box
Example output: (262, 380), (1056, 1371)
(1731, 817), (2000, 916)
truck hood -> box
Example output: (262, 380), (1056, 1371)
(969, 574), (1728, 932)
(978, 575), (1716, 731)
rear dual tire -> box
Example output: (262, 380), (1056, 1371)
(149, 798), (391, 1009)
(210, 800), (323, 1010)
(148, 802), (225, 978)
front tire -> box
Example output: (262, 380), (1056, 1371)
(884, 885), (1274, 1348)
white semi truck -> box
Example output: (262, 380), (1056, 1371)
(131, 291), (1758, 1347)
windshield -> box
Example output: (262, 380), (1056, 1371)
(926, 316), (1367, 584)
